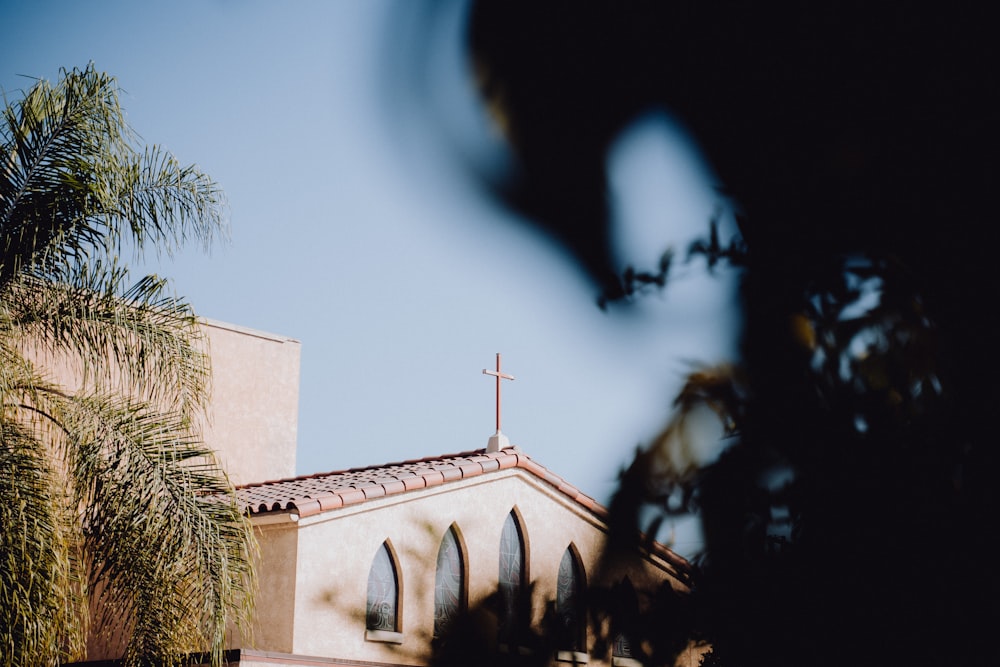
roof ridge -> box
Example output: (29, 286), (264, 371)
(233, 446), (616, 519)
(234, 447), (504, 490)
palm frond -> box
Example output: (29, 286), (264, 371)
(2, 268), (208, 418)
(1, 66), (123, 285)
(0, 64), (227, 290)
(106, 145), (228, 257)
(21, 388), (256, 667)
(0, 415), (86, 666)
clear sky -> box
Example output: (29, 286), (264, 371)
(1, 0), (740, 557)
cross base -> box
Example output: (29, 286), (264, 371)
(487, 430), (510, 453)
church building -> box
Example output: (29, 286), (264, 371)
(228, 444), (696, 667)
(77, 323), (699, 666)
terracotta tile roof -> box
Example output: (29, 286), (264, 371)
(234, 446), (607, 520)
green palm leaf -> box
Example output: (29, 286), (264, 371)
(0, 415), (85, 665)
(0, 64), (225, 287)
(54, 393), (254, 667)
(3, 268), (208, 418)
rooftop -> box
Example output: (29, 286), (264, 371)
(234, 446), (604, 519)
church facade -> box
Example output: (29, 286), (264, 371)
(228, 446), (698, 667)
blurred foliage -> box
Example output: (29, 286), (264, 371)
(446, 2), (999, 666)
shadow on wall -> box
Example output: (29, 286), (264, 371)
(311, 513), (705, 667)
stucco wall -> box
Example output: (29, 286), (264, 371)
(198, 319), (300, 485)
(23, 317), (301, 487)
(245, 517), (300, 654)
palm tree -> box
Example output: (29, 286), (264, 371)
(0, 65), (255, 667)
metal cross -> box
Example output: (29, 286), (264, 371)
(483, 353), (515, 433)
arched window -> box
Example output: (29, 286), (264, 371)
(498, 509), (527, 643)
(434, 525), (466, 639)
(556, 545), (586, 652)
(366, 541), (400, 633)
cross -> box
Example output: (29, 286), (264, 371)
(483, 353), (515, 433)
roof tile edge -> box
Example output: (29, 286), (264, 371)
(238, 447), (609, 522)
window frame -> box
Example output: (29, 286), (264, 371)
(555, 544), (587, 661)
(498, 507), (529, 646)
(433, 523), (468, 641)
(365, 540), (404, 644)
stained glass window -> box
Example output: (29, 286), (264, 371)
(366, 542), (398, 631)
(434, 525), (465, 639)
(498, 510), (526, 643)
(556, 546), (585, 651)
(613, 632), (634, 658)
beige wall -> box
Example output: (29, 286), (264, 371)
(23, 317), (301, 487)
(250, 469), (688, 667)
(242, 516), (300, 654)
(199, 319), (300, 485)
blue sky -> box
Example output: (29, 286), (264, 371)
(1, 0), (740, 557)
